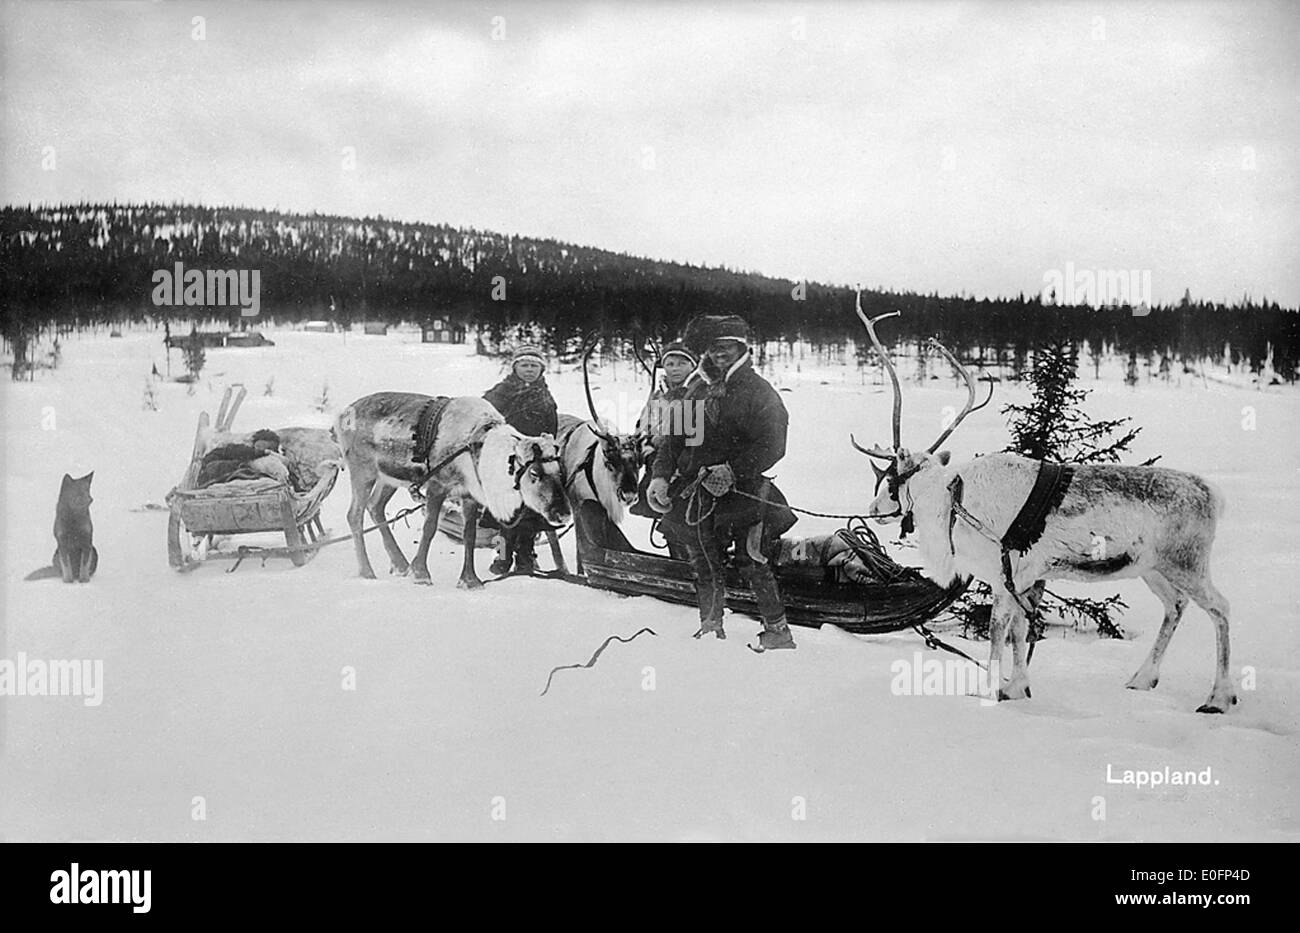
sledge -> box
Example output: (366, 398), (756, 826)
(574, 505), (966, 633)
(437, 498), (501, 549)
(442, 494), (967, 633)
(165, 385), (343, 571)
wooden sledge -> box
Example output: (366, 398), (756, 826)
(442, 493), (967, 633)
(436, 498), (500, 549)
(574, 502), (967, 633)
(165, 385), (342, 571)
(580, 541), (966, 633)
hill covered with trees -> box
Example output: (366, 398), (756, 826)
(3, 202), (1296, 381)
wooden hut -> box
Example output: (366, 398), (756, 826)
(421, 318), (466, 344)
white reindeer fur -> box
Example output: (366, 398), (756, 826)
(877, 448), (1234, 712)
(559, 419), (626, 524)
(557, 413), (643, 525)
(898, 451), (1224, 591)
(474, 420), (534, 521)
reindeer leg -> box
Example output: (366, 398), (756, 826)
(347, 472), (378, 579)
(1189, 575), (1234, 713)
(458, 499), (485, 589)
(545, 528), (569, 576)
(411, 490), (445, 585)
(987, 592), (1012, 702)
(369, 485), (409, 575)
(1002, 598), (1032, 701)
(1126, 571), (1187, 692)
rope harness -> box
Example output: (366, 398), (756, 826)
(564, 441), (601, 496)
(939, 461), (1074, 659)
(224, 502), (427, 572)
(677, 467), (872, 525)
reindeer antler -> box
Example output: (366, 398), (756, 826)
(850, 434), (896, 460)
(629, 336), (664, 442)
(581, 334), (615, 441)
(923, 338), (993, 453)
(854, 287), (902, 454)
(629, 337), (659, 381)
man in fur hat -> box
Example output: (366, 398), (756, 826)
(482, 344), (559, 574)
(647, 315), (797, 649)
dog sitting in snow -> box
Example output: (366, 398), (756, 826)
(25, 472), (99, 583)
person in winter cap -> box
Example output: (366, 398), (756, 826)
(484, 343), (557, 441)
(647, 314), (798, 650)
(659, 342), (698, 391)
(482, 343), (559, 574)
(630, 342), (700, 538)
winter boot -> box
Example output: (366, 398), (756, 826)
(513, 553), (537, 575)
(756, 617), (796, 650)
(693, 616), (726, 640)
(513, 535), (538, 575)
(489, 537), (510, 576)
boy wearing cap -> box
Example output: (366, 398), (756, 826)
(483, 345), (558, 438)
(630, 342), (698, 534)
(647, 316), (797, 650)
(482, 344), (559, 573)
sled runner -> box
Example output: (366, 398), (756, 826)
(165, 386), (343, 571)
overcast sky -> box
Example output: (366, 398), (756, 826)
(3, 0), (1297, 305)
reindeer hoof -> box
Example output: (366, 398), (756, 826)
(390, 564), (410, 576)
(1197, 691), (1236, 714)
(1125, 672), (1159, 691)
(359, 569), (377, 580)
(997, 685), (1030, 701)
(458, 577), (484, 591)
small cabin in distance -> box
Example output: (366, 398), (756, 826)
(421, 318), (466, 344)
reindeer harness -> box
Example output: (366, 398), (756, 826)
(942, 460), (1074, 616)
(564, 440), (602, 495)
(406, 396), (556, 503)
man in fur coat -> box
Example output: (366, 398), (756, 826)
(647, 315), (797, 649)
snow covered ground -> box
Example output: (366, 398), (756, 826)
(2, 324), (1297, 841)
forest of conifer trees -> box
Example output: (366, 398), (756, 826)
(3, 203), (1297, 381)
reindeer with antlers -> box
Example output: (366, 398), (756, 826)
(335, 392), (569, 587)
(853, 294), (1235, 712)
(545, 337), (647, 569)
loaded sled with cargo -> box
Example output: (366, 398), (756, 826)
(165, 385), (343, 570)
(439, 496), (967, 635)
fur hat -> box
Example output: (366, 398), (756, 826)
(660, 342), (698, 367)
(683, 315), (752, 355)
(249, 428), (281, 450)
(510, 344), (545, 369)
